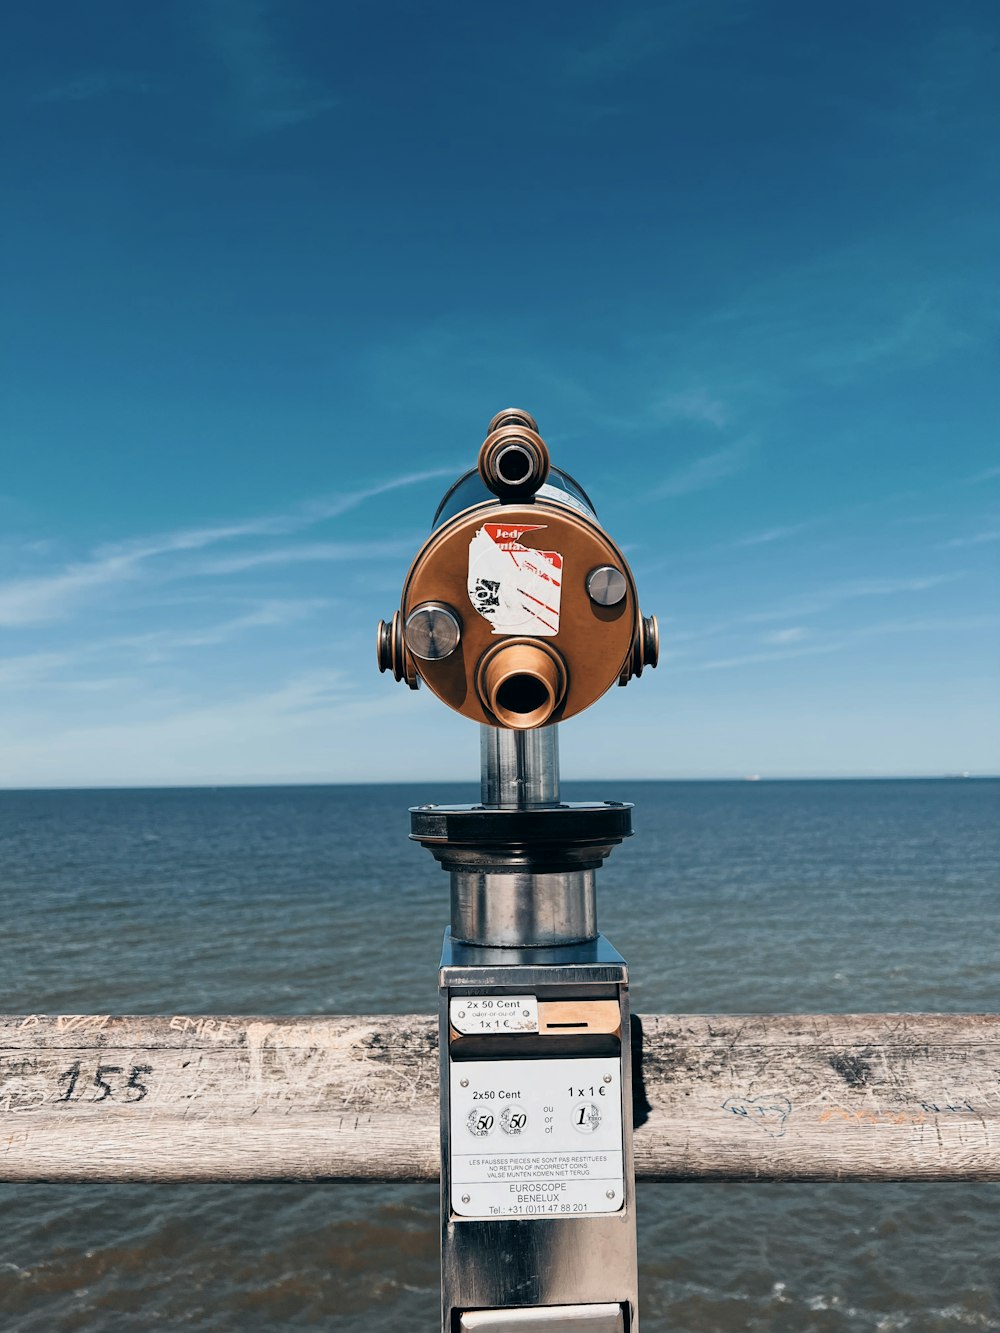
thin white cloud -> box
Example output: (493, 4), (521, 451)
(743, 573), (963, 623)
(941, 529), (1000, 548)
(701, 642), (843, 671)
(654, 388), (730, 429)
(561, 3), (748, 84)
(33, 71), (149, 104)
(731, 519), (814, 548)
(805, 299), (970, 379)
(653, 438), (755, 499)
(202, 0), (337, 134)
(763, 627), (806, 645)
(0, 670), (419, 787)
(0, 651), (75, 688)
(198, 539), (414, 576)
(0, 467), (454, 627)
(655, 573), (970, 656)
(679, 609), (997, 673)
(114, 599), (329, 653)
(0, 601), (329, 691)
(0, 550), (143, 628)
(849, 613), (1000, 638)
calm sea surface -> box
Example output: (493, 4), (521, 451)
(1, 779), (998, 1331)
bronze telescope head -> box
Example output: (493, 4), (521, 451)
(376, 408), (658, 729)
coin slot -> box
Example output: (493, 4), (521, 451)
(537, 1000), (622, 1035)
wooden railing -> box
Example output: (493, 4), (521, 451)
(2, 1014), (998, 1182)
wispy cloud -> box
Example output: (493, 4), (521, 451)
(0, 601), (329, 691)
(561, 3), (747, 84)
(654, 388), (731, 429)
(653, 437), (755, 499)
(0, 467), (454, 627)
(701, 641), (842, 671)
(731, 520), (814, 548)
(0, 550), (144, 628)
(804, 299), (971, 380)
(202, 0), (337, 134)
(0, 669), (420, 787)
(33, 71), (150, 104)
(743, 573), (963, 623)
(198, 539), (415, 576)
(685, 609), (996, 673)
(763, 627), (806, 645)
(114, 599), (328, 655)
(0, 651), (76, 689)
(660, 571), (970, 657)
(941, 529), (1000, 548)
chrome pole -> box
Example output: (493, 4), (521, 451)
(480, 724), (560, 807)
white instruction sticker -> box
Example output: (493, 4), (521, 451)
(450, 1056), (624, 1218)
(450, 995), (538, 1035)
(467, 523), (563, 636)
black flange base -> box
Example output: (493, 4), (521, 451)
(409, 801), (632, 874)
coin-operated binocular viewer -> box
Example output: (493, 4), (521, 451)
(378, 409), (658, 1333)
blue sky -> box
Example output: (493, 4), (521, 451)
(1, 1), (997, 785)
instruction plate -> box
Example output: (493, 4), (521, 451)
(450, 995), (538, 1035)
(450, 1056), (624, 1219)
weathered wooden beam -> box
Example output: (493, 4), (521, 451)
(2, 1014), (998, 1182)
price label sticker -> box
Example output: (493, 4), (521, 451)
(449, 1056), (625, 1218)
(450, 995), (538, 1035)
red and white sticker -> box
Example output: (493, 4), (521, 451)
(467, 523), (563, 636)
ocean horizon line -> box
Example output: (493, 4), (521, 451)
(1, 774), (996, 794)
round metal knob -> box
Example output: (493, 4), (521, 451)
(376, 611), (420, 688)
(405, 602), (462, 661)
(641, 614), (660, 668)
(586, 565), (627, 607)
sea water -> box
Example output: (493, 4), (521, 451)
(1, 779), (998, 1330)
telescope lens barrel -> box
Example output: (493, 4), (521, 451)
(478, 640), (566, 730)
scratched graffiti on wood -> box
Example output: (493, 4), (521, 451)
(1, 1013), (998, 1182)
(721, 1094), (792, 1137)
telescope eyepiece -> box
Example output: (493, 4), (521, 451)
(478, 421), (550, 502)
(487, 407), (539, 435)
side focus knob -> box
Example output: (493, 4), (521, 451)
(376, 611), (419, 689)
(405, 602), (462, 661)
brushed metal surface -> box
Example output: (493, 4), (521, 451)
(459, 1304), (625, 1331)
(450, 869), (597, 948)
(586, 566), (627, 608)
(405, 601), (462, 660)
(480, 725), (560, 808)
(440, 946), (639, 1331)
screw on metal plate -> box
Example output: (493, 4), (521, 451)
(461, 1194), (471, 1204)
(522, 1009), (530, 1017)
(460, 1078), (469, 1088)
(606, 1190), (616, 1199)
(457, 1011), (466, 1018)
(587, 565), (627, 607)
